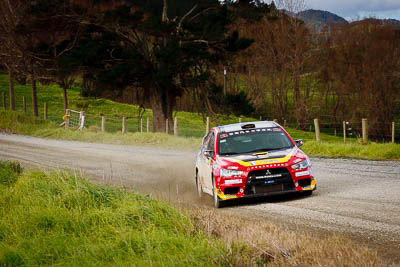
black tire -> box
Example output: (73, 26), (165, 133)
(212, 179), (224, 208)
(195, 172), (204, 199)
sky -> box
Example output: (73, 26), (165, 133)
(263, 0), (400, 21)
(306, 0), (400, 21)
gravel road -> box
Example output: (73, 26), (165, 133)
(1, 134), (399, 263)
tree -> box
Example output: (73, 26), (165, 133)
(318, 19), (400, 139)
(275, 0), (312, 129)
(77, 0), (252, 132)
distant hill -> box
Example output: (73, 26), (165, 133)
(297, 9), (348, 31)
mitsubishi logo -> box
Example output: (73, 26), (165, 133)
(266, 170), (272, 175)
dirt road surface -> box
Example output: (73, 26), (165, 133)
(1, 134), (399, 264)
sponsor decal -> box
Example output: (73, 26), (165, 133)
(224, 179), (242, 185)
(221, 133), (228, 138)
(256, 173), (282, 179)
(295, 170), (310, 177)
(265, 180), (275, 184)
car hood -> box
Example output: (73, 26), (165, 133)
(218, 147), (299, 168)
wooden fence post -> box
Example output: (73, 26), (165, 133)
(206, 117), (210, 134)
(392, 121), (395, 143)
(239, 118), (242, 123)
(43, 102), (47, 120)
(174, 117), (178, 136)
(314, 118), (321, 142)
(343, 121), (346, 143)
(65, 109), (70, 130)
(362, 118), (368, 144)
(259, 116), (262, 121)
(2, 92), (5, 110)
(166, 118), (169, 134)
(147, 117), (150, 133)
(79, 111), (85, 130)
(284, 120), (287, 127)
(101, 114), (105, 132)
(141, 118), (143, 133)
(22, 96), (26, 113)
(122, 116), (126, 134)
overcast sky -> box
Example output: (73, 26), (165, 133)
(263, 0), (400, 21)
(306, 0), (400, 21)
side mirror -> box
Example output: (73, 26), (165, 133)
(203, 150), (214, 158)
(295, 139), (304, 147)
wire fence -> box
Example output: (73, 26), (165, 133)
(1, 91), (399, 143)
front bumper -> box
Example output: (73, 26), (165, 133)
(216, 167), (316, 201)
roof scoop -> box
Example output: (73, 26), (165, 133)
(241, 123), (255, 129)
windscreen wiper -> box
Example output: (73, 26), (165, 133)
(248, 148), (275, 153)
(220, 152), (240, 156)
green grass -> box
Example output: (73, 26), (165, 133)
(0, 163), (231, 266)
(1, 74), (399, 160)
(2, 109), (400, 159)
(0, 162), (383, 266)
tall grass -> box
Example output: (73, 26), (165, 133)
(0, 162), (383, 266)
(0, 165), (229, 266)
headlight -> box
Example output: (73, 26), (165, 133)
(220, 168), (244, 177)
(291, 158), (310, 170)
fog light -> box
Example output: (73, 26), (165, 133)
(239, 188), (244, 193)
(295, 182), (299, 187)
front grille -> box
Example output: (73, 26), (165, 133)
(245, 167), (294, 195)
(298, 178), (311, 187)
(224, 187), (239, 195)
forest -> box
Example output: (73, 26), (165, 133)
(0, 0), (399, 139)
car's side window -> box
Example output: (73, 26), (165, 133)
(202, 134), (210, 150)
(207, 132), (215, 152)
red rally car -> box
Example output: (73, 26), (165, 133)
(195, 121), (316, 208)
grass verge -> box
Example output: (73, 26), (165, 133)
(1, 110), (400, 159)
(0, 162), (382, 266)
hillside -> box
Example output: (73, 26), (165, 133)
(297, 9), (348, 31)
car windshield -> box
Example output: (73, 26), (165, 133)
(218, 127), (294, 156)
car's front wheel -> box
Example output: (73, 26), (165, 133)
(195, 172), (204, 199)
(212, 179), (224, 208)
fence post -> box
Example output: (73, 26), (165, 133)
(239, 118), (242, 123)
(174, 117), (178, 136)
(147, 117), (150, 133)
(43, 102), (47, 120)
(141, 118), (143, 133)
(314, 118), (321, 142)
(206, 117), (210, 134)
(65, 109), (70, 130)
(79, 111), (85, 130)
(122, 116), (126, 134)
(165, 118), (169, 134)
(101, 114), (105, 132)
(343, 121), (346, 143)
(392, 121), (395, 143)
(2, 92), (5, 110)
(259, 116), (262, 121)
(284, 120), (287, 127)
(21, 96), (26, 113)
(362, 118), (368, 144)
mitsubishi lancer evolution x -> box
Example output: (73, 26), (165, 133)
(195, 121), (316, 208)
